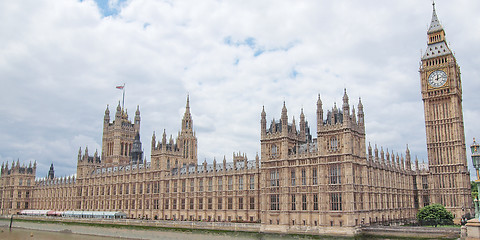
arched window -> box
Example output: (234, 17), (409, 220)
(330, 137), (338, 151)
(271, 144), (278, 158)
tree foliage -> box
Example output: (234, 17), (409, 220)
(472, 181), (478, 200)
(417, 204), (454, 226)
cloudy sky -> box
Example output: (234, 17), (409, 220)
(1, 0), (479, 179)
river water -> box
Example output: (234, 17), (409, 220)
(0, 226), (356, 240)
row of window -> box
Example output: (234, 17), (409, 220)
(79, 197), (256, 211)
(77, 175), (256, 197)
(270, 193), (341, 211)
(2, 178), (32, 186)
(271, 166), (340, 187)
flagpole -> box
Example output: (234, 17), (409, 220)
(122, 83), (125, 111)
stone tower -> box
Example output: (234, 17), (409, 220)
(47, 163), (54, 180)
(130, 132), (144, 165)
(151, 96), (198, 171)
(419, 2), (472, 220)
(0, 160), (36, 215)
(101, 102), (141, 166)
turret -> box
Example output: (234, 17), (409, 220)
(48, 163), (55, 180)
(182, 95), (193, 131)
(415, 156), (419, 171)
(357, 98), (364, 125)
(115, 101), (122, 120)
(261, 106), (266, 138)
(281, 102), (288, 135)
(151, 132), (156, 150)
(317, 94), (323, 129)
(162, 129), (167, 146)
(104, 105), (110, 125)
(291, 116), (297, 134)
(78, 147), (82, 162)
(299, 108), (306, 141)
(368, 143), (372, 161)
(342, 89), (350, 123)
(134, 105), (141, 131)
(405, 144), (412, 170)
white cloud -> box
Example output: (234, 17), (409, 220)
(0, 0), (479, 179)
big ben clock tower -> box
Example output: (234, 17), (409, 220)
(420, 2), (472, 220)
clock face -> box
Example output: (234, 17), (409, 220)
(428, 70), (448, 88)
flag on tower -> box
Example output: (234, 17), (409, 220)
(116, 85), (124, 90)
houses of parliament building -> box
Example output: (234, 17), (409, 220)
(0, 3), (473, 233)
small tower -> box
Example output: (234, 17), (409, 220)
(130, 132), (143, 164)
(281, 102), (288, 136)
(261, 106), (267, 138)
(299, 108), (306, 142)
(342, 89), (350, 123)
(48, 163), (55, 180)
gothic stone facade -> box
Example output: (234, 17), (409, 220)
(0, 4), (472, 231)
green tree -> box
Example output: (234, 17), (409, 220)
(417, 204), (454, 226)
(472, 181), (478, 200)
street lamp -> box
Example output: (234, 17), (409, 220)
(470, 138), (480, 218)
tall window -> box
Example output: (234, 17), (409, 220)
(217, 198), (222, 209)
(312, 168), (317, 185)
(238, 197), (243, 209)
(291, 169), (296, 186)
(250, 197), (255, 210)
(208, 198), (212, 209)
(270, 194), (280, 210)
(189, 198), (194, 209)
(228, 176), (233, 190)
(218, 178), (223, 191)
(190, 179), (194, 192)
(271, 144), (278, 158)
(301, 168), (306, 185)
(198, 198), (203, 209)
(330, 137), (338, 151)
(270, 170), (279, 187)
(330, 193), (342, 211)
(199, 179), (203, 192)
(228, 197), (233, 209)
(208, 178), (213, 191)
(239, 176), (244, 190)
(291, 195), (296, 210)
(329, 164), (341, 184)
(181, 180), (185, 192)
(249, 175), (255, 190)
(313, 194), (319, 210)
(302, 194), (307, 210)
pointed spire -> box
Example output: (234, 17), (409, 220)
(152, 132), (158, 151)
(317, 94), (323, 128)
(135, 105), (140, 115)
(281, 101), (287, 120)
(292, 116), (297, 133)
(428, 1), (443, 34)
(162, 129), (167, 145)
(367, 142), (372, 161)
(299, 108), (306, 141)
(281, 101), (288, 133)
(182, 95), (193, 131)
(343, 88), (349, 104)
(357, 97), (364, 125)
(261, 106), (267, 138)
